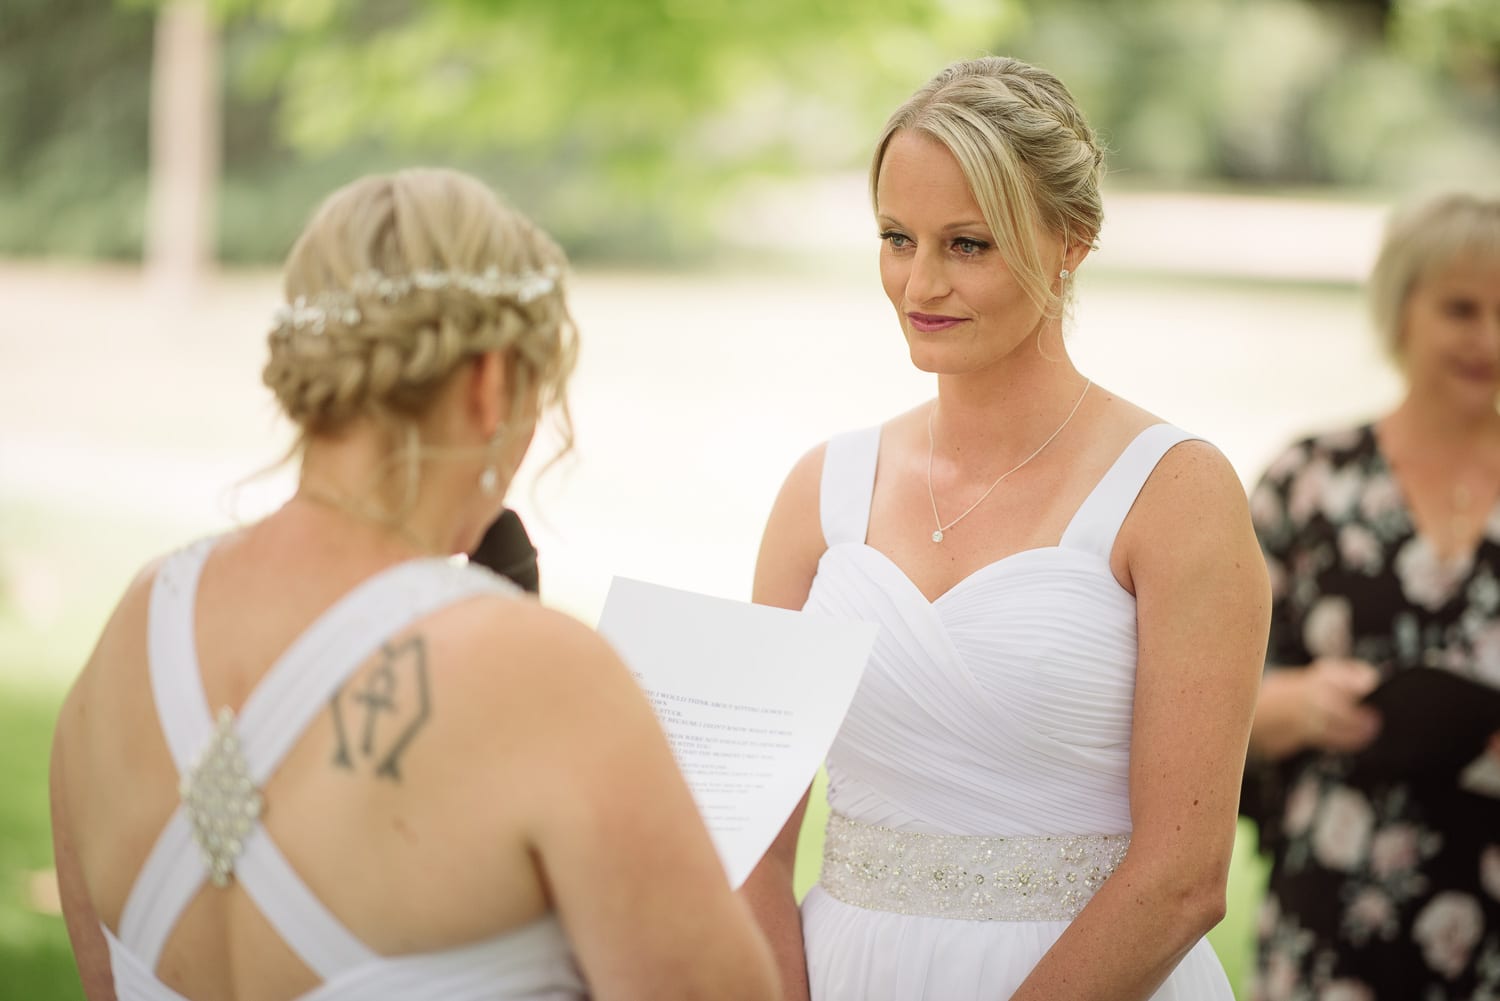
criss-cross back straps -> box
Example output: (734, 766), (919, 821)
(820, 426), (882, 548)
(120, 542), (517, 979)
(1058, 424), (1202, 560)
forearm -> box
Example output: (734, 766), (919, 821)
(1009, 856), (1223, 1001)
(739, 857), (810, 1001)
(1246, 668), (1309, 760)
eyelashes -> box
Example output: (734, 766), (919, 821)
(878, 231), (992, 256)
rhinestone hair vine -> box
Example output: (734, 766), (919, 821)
(271, 264), (561, 336)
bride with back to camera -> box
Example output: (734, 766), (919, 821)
(743, 57), (1271, 1000)
(49, 168), (777, 1001)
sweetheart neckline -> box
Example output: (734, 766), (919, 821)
(832, 542), (1129, 606)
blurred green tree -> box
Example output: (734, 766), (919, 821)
(0, 0), (1494, 263)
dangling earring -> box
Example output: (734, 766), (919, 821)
(478, 424), (506, 497)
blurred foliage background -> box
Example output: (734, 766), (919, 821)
(1, 0), (1496, 264)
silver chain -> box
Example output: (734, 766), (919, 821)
(926, 379), (1092, 543)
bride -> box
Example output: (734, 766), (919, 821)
(742, 57), (1270, 1000)
(50, 168), (777, 1001)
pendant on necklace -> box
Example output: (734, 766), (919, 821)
(932, 530), (944, 543)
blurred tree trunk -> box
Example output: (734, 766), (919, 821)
(146, 1), (219, 300)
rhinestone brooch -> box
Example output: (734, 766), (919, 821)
(180, 707), (263, 887)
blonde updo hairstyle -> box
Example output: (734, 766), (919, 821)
(263, 168), (577, 513)
(871, 56), (1106, 321)
(1368, 191), (1500, 363)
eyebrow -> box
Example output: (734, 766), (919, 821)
(876, 214), (991, 233)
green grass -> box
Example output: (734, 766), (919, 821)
(0, 496), (185, 999)
(0, 684), (83, 1000)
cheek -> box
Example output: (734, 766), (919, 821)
(879, 255), (906, 306)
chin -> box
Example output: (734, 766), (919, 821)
(905, 338), (968, 375)
(1442, 380), (1500, 418)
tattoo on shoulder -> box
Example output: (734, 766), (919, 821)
(329, 635), (431, 782)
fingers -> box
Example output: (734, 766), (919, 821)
(1303, 658), (1383, 752)
(1318, 704), (1382, 752)
(1311, 657), (1381, 697)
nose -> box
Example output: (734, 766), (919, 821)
(904, 245), (951, 307)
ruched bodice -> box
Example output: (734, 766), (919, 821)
(106, 537), (585, 1001)
(812, 544), (1139, 836)
(799, 423), (1235, 1000)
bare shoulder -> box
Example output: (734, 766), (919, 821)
(1121, 432), (1266, 604)
(1089, 385), (1246, 516)
(425, 592), (626, 697)
(59, 553), (169, 735)
(774, 440), (829, 521)
(1136, 436), (1248, 522)
(754, 440), (830, 610)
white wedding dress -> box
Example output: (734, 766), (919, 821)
(105, 538), (586, 1000)
(800, 423), (1235, 1000)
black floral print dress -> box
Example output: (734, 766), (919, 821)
(1244, 424), (1500, 1001)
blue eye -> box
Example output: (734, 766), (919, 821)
(879, 230), (912, 250)
(953, 238), (989, 256)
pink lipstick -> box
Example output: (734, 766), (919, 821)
(907, 312), (967, 333)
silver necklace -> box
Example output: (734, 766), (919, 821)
(926, 379), (1092, 543)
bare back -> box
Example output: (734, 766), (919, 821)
(54, 524), (573, 998)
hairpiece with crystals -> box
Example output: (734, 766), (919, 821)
(271, 264), (561, 336)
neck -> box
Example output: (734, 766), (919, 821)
(931, 335), (1085, 462)
(1384, 394), (1500, 460)
(297, 430), (485, 557)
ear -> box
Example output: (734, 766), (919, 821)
(1062, 239), (1092, 275)
(467, 350), (509, 440)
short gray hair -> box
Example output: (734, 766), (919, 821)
(1369, 191), (1500, 361)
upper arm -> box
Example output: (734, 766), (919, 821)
(747, 444), (828, 869)
(1249, 450), (1313, 670)
(752, 444), (828, 613)
(51, 687), (118, 1000)
(1122, 442), (1271, 878)
(502, 611), (775, 1000)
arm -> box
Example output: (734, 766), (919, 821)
(51, 686), (118, 1001)
(506, 609), (780, 1001)
(1010, 441), (1271, 1001)
(1242, 457), (1380, 762)
(741, 790), (813, 1001)
(740, 444), (829, 1001)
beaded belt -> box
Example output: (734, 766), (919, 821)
(818, 812), (1130, 922)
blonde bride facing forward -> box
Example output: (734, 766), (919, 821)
(743, 57), (1270, 1001)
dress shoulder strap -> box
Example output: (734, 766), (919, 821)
(146, 537), (221, 775)
(819, 426), (882, 548)
(1059, 424), (1203, 560)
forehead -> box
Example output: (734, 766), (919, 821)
(1416, 252), (1500, 294)
(875, 130), (983, 222)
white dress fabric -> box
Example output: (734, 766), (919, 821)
(800, 423), (1235, 1000)
(105, 537), (586, 1001)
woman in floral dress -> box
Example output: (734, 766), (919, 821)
(1243, 192), (1500, 1001)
